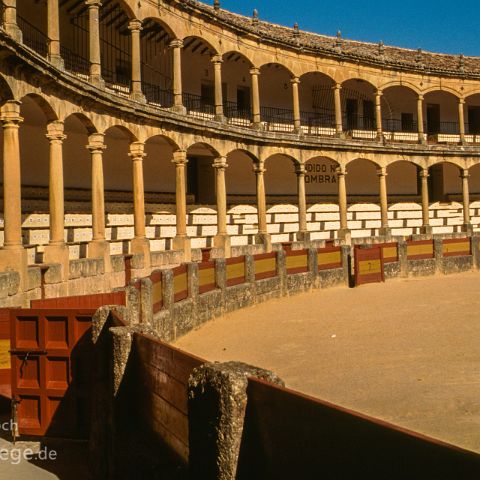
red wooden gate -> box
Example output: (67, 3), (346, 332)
(354, 246), (384, 286)
(10, 308), (95, 437)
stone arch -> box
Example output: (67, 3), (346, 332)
(19, 93), (58, 122)
(186, 142), (220, 204)
(379, 81), (420, 95)
(426, 160), (464, 203)
(386, 160), (420, 197)
(298, 72), (335, 121)
(345, 158), (381, 197)
(63, 112), (97, 135)
(304, 156), (339, 197)
(341, 78), (377, 131)
(222, 51), (254, 115)
(381, 85), (419, 132)
(264, 153), (297, 202)
(225, 149), (258, 203)
(0, 74), (14, 102)
(101, 124), (138, 142)
(467, 162), (480, 195)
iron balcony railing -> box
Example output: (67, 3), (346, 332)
(143, 82), (174, 108)
(60, 45), (90, 78)
(224, 101), (251, 127)
(343, 114), (377, 132)
(260, 105), (295, 132)
(17, 15), (48, 57)
(383, 118), (418, 133)
(102, 65), (131, 94)
(183, 92), (215, 118)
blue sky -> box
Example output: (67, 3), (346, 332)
(220, 0), (480, 56)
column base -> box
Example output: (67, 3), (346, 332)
(89, 74), (105, 88)
(43, 243), (70, 281)
(418, 135), (427, 145)
(462, 223), (473, 235)
(130, 237), (151, 267)
(48, 54), (64, 69)
(213, 234), (231, 258)
(296, 231), (310, 242)
(0, 246), (28, 291)
(337, 228), (351, 243)
(255, 233), (272, 252)
(172, 104), (187, 115)
(420, 225), (432, 235)
(88, 239), (112, 273)
(378, 227), (391, 239)
(173, 235), (191, 262)
(251, 122), (263, 131)
(130, 91), (146, 103)
(335, 131), (345, 139)
(4, 23), (22, 42)
(215, 114), (226, 123)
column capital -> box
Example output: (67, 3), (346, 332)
(169, 39), (184, 49)
(335, 165), (347, 176)
(211, 54), (223, 65)
(87, 133), (106, 152)
(459, 98), (466, 105)
(128, 19), (142, 32)
(0, 100), (22, 125)
(212, 156), (228, 169)
(332, 82), (342, 91)
(376, 88), (383, 97)
(172, 149), (188, 165)
(290, 77), (300, 85)
(85, 0), (102, 6)
(376, 167), (387, 177)
(295, 163), (306, 175)
(419, 168), (429, 178)
(253, 160), (266, 174)
(128, 141), (146, 160)
(46, 120), (66, 142)
(249, 67), (260, 76)
(461, 169), (470, 179)
(418, 94), (424, 101)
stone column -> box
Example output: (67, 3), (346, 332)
(296, 163), (309, 241)
(128, 19), (145, 102)
(461, 169), (472, 233)
(377, 167), (390, 236)
(47, 0), (63, 67)
(170, 39), (185, 114)
(420, 168), (432, 234)
(212, 55), (224, 122)
(333, 83), (343, 137)
(128, 142), (150, 264)
(250, 67), (261, 129)
(375, 89), (383, 140)
(87, 133), (111, 270)
(291, 77), (301, 133)
(417, 94), (426, 144)
(43, 121), (70, 276)
(458, 98), (466, 144)
(2, 0), (22, 42)
(172, 150), (191, 261)
(254, 160), (271, 251)
(336, 166), (350, 241)
(213, 157), (230, 256)
(0, 101), (27, 288)
(86, 0), (104, 87)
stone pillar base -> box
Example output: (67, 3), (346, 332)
(337, 228), (351, 243)
(130, 91), (146, 103)
(213, 234), (231, 258)
(173, 235), (191, 262)
(0, 247), (28, 291)
(462, 223), (473, 235)
(214, 114), (226, 123)
(378, 227), (391, 239)
(296, 231), (310, 242)
(251, 122), (263, 130)
(88, 239), (112, 273)
(335, 131), (345, 139)
(4, 24), (22, 42)
(255, 233), (272, 252)
(420, 225), (432, 235)
(172, 104), (187, 115)
(89, 74), (105, 89)
(48, 54), (64, 69)
(43, 243), (70, 281)
(418, 135), (427, 145)
(130, 237), (151, 267)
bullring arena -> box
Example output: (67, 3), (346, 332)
(0, 0), (479, 478)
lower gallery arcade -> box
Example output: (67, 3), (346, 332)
(1, 91), (480, 279)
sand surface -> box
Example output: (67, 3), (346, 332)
(175, 272), (480, 452)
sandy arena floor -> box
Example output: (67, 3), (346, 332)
(175, 272), (480, 452)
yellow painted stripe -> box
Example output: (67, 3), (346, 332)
(318, 251), (341, 266)
(227, 262), (245, 280)
(443, 241), (470, 254)
(174, 272), (188, 295)
(382, 246), (398, 259)
(199, 268), (215, 287)
(152, 279), (162, 304)
(407, 244), (433, 256)
(358, 259), (382, 275)
(0, 339), (10, 369)
(286, 254), (308, 270)
(255, 258), (276, 275)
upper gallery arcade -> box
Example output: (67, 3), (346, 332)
(1, 0), (480, 284)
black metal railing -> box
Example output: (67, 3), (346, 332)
(260, 106), (294, 132)
(343, 114), (377, 132)
(383, 118), (418, 133)
(143, 82), (174, 107)
(102, 65), (131, 94)
(60, 45), (90, 77)
(183, 92), (215, 117)
(17, 15), (48, 57)
(429, 121), (460, 135)
(224, 101), (251, 126)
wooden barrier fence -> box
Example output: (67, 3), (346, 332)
(407, 240), (434, 260)
(226, 256), (246, 287)
(198, 260), (217, 294)
(173, 265), (188, 303)
(442, 238), (471, 257)
(317, 246), (342, 270)
(254, 252), (278, 281)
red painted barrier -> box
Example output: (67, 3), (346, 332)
(31, 291), (126, 309)
(226, 256), (246, 287)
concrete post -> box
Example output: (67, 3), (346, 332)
(0, 101), (27, 289)
(375, 89), (383, 140)
(254, 160), (271, 251)
(2, 0), (22, 42)
(170, 39), (185, 114)
(333, 83), (343, 136)
(420, 168), (432, 234)
(417, 94), (426, 144)
(188, 362), (284, 480)
(213, 156), (231, 257)
(128, 142), (150, 265)
(377, 167), (390, 236)
(212, 55), (224, 122)
(336, 166), (350, 241)
(47, 0), (63, 67)
(461, 169), (472, 233)
(458, 98), (466, 144)
(128, 19), (145, 102)
(172, 150), (191, 261)
(291, 77), (301, 133)
(86, 0), (104, 87)
(250, 67), (261, 128)
(43, 121), (70, 277)
(296, 163), (309, 241)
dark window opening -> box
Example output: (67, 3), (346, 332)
(427, 103), (440, 134)
(401, 113), (415, 132)
(363, 100), (375, 130)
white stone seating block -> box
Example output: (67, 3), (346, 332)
(189, 207), (216, 214)
(112, 226), (134, 240)
(310, 231), (332, 241)
(365, 220), (382, 228)
(432, 226), (455, 234)
(71, 229), (93, 242)
(149, 214), (177, 225)
(266, 224), (280, 234)
(429, 219), (446, 226)
(68, 245), (81, 260)
(26, 230), (50, 245)
(307, 204), (339, 212)
(389, 203), (422, 211)
(226, 225), (239, 235)
(191, 215), (217, 225)
(324, 221), (341, 230)
(186, 226), (198, 236)
(314, 212), (339, 221)
(388, 220), (405, 228)
(159, 226), (176, 237)
(447, 217), (463, 226)
(271, 234), (291, 243)
(22, 214), (50, 228)
(345, 221), (362, 229)
(150, 239), (167, 251)
(406, 219), (423, 227)
(435, 209), (462, 218)
(145, 227), (156, 237)
(430, 201), (462, 210)
(386, 132), (419, 142)
(307, 222), (321, 231)
(107, 214), (134, 226)
(228, 205), (257, 214)
(391, 228), (414, 236)
(354, 212), (381, 220)
(109, 242), (124, 255)
(396, 211), (422, 219)
(201, 226), (217, 236)
(351, 229), (372, 238)
(243, 225), (258, 234)
(273, 213), (299, 223)
(470, 201), (480, 208)
(231, 236), (249, 246)
(283, 223), (299, 233)
(267, 204), (298, 213)
(64, 215), (92, 227)
(348, 203), (381, 212)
